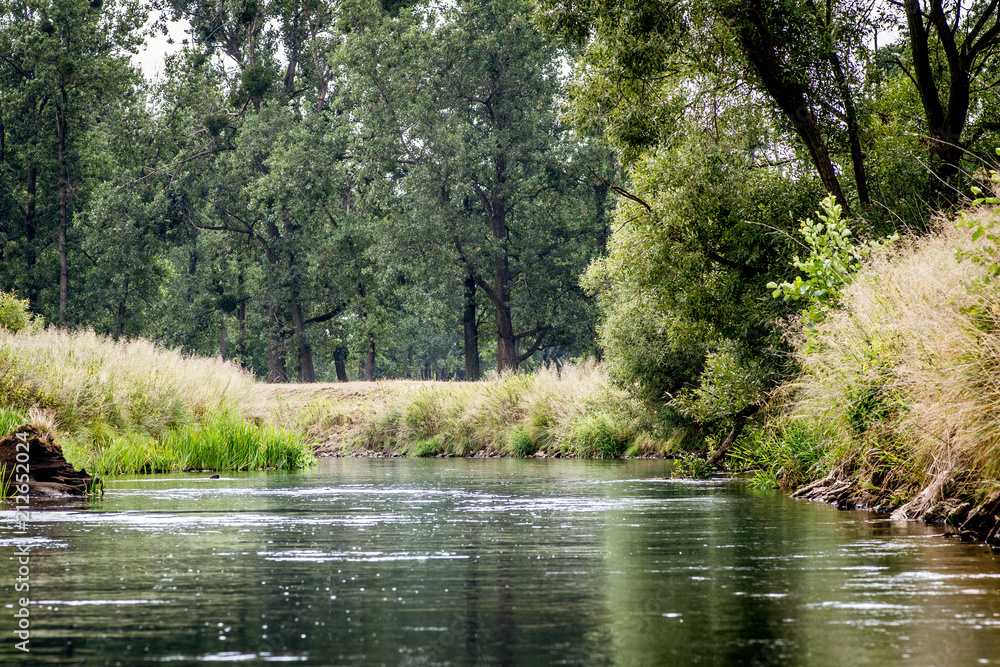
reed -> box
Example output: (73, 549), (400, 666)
(759, 211), (1000, 509)
(0, 406), (27, 437)
(64, 416), (314, 476)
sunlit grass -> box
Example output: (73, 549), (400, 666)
(296, 360), (665, 458)
(0, 327), (257, 437)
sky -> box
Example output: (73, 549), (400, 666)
(130, 16), (189, 82)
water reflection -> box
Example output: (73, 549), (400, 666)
(1, 459), (998, 665)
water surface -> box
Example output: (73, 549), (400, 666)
(2, 458), (1000, 665)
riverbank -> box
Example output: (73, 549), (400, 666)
(734, 210), (1000, 549)
(0, 328), (314, 479)
(262, 361), (674, 459)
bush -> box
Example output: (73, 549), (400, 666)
(0, 291), (39, 334)
(774, 211), (1000, 511)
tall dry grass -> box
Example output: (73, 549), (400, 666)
(0, 328), (314, 476)
(0, 327), (257, 435)
(784, 211), (1000, 510)
(313, 360), (667, 458)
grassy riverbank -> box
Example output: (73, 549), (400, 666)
(265, 361), (672, 458)
(734, 210), (1000, 542)
(0, 328), (313, 476)
(0, 325), (669, 482)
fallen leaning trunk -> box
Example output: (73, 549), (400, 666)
(0, 424), (96, 496)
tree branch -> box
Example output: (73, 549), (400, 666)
(516, 325), (552, 364)
(303, 302), (348, 325)
(453, 235), (500, 304)
(706, 402), (762, 467)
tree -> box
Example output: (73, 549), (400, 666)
(0, 0), (144, 324)
(349, 0), (606, 375)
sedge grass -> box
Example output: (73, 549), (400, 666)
(65, 416), (313, 476)
(329, 360), (661, 458)
(0, 406), (28, 437)
(773, 210), (1000, 510)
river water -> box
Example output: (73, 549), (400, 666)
(1, 458), (999, 665)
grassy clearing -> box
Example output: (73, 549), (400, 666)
(272, 361), (674, 458)
(740, 212), (1000, 512)
(0, 327), (312, 475)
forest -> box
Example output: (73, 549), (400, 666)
(5, 0), (1000, 464)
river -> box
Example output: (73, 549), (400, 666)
(2, 458), (999, 665)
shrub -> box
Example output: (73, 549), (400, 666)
(0, 291), (39, 334)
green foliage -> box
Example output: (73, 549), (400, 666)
(0, 291), (40, 334)
(0, 406), (28, 437)
(957, 152), (1000, 284)
(730, 421), (830, 490)
(768, 196), (897, 323)
(669, 345), (766, 424)
(671, 453), (715, 479)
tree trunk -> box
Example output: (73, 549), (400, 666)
(289, 278), (315, 382)
(265, 221), (286, 383)
(267, 303), (287, 383)
(902, 0), (973, 184)
(220, 313), (228, 360)
(117, 276), (129, 338)
(463, 273), (481, 381)
(334, 344), (348, 382)
(365, 330), (375, 382)
(237, 301), (247, 364)
(706, 403), (761, 467)
(594, 180), (609, 255)
(829, 53), (870, 207)
(56, 106), (69, 325)
(727, 2), (848, 210)
(495, 252), (517, 373)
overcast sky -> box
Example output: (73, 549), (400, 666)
(131, 16), (189, 82)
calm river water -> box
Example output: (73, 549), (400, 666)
(2, 458), (1000, 665)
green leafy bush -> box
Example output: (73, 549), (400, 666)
(0, 291), (39, 333)
(768, 196), (897, 324)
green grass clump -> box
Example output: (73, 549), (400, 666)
(66, 416), (314, 475)
(729, 421), (831, 490)
(505, 428), (535, 457)
(408, 437), (443, 457)
(165, 417), (313, 472)
(0, 406), (28, 437)
(565, 413), (623, 458)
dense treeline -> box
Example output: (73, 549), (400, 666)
(0, 0), (611, 382)
(4, 0), (1000, 456)
(539, 0), (1000, 448)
